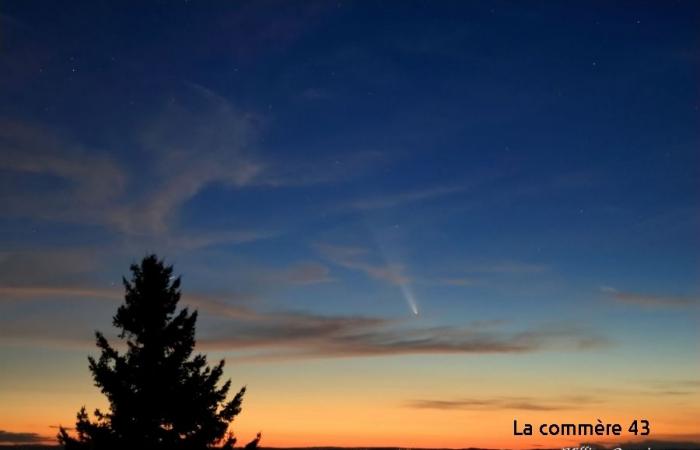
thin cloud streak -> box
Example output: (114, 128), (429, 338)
(601, 286), (699, 308)
(260, 262), (335, 285)
(0, 284), (608, 360)
(408, 395), (602, 411)
(0, 119), (126, 225)
(0, 284), (257, 317)
(0, 430), (47, 444)
(0, 249), (101, 286)
(315, 243), (411, 285)
(463, 261), (549, 274)
(0, 285), (121, 302)
(344, 185), (466, 211)
(199, 320), (609, 361)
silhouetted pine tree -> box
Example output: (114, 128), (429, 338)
(59, 255), (260, 450)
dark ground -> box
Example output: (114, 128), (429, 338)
(1, 445), (699, 450)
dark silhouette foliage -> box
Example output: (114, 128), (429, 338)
(59, 255), (260, 450)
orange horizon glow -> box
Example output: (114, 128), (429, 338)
(3, 362), (699, 449)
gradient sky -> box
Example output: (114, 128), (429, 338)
(1, 1), (699, 448)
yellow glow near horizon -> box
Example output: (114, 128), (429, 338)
(2, 354), (699, 448)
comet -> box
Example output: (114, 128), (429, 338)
(400, 282), (419, 315)
(367, 223), (420, 316)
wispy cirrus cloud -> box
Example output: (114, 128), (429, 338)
(109, 84), (399, 236)
(315, 243), (411, 285)
(601, 286), (699, 308)
(0, 86), (390, 251)
(0, 119), (127, 225)
(0, 112), (269, 252)
(114, 84), (263, 235)
(123, 229), (281, 254)
(315, 242), (547, 289)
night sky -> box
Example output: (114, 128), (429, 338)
(0, 1), (698, 447)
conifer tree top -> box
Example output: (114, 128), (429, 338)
(59, 254), (260, 450)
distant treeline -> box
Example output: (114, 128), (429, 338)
(1, 446), (698, 450)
